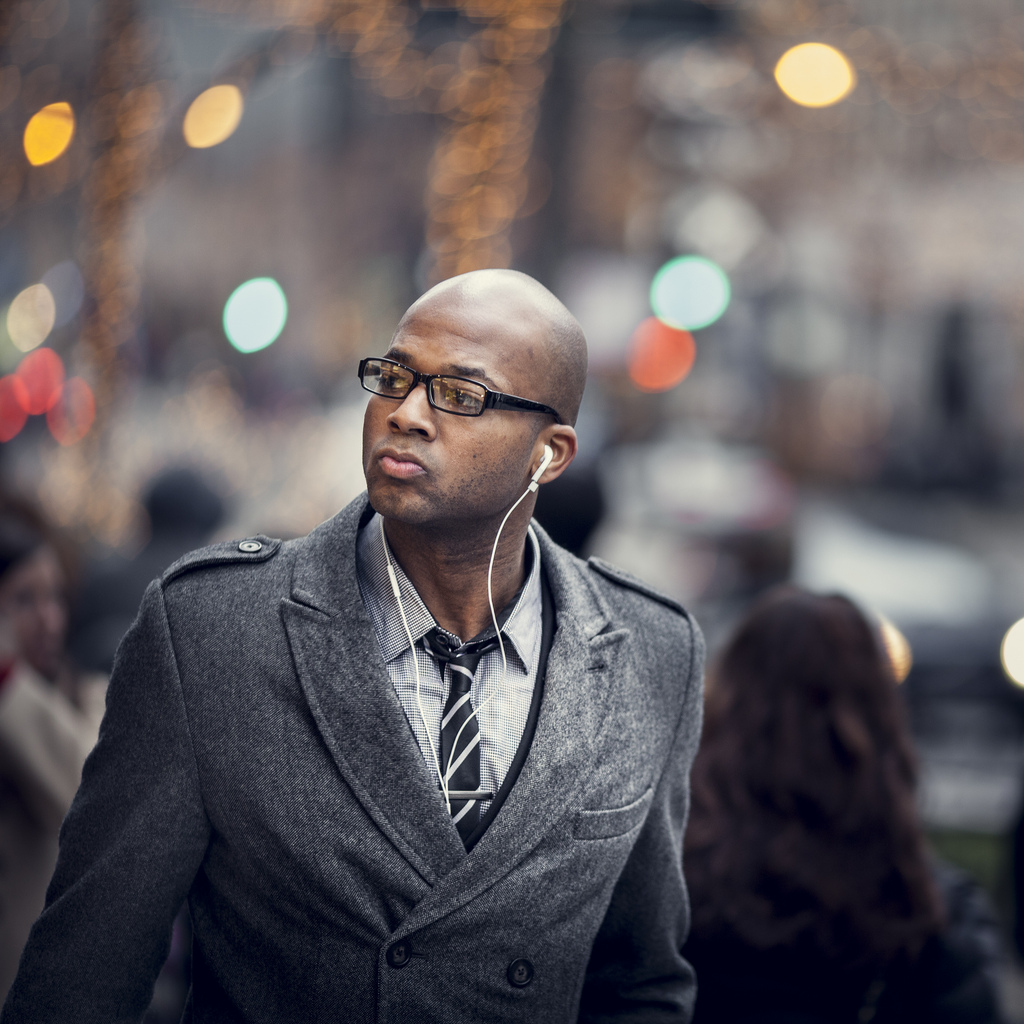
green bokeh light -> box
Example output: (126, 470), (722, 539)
(650, 256), (731, 331)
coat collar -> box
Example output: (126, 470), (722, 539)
(282, 496), (465, 884)
(281, 494), (629, 910)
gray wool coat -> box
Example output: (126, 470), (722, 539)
(2, 495), (705, 1024)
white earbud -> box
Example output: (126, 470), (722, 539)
(529, 444), (554, 490)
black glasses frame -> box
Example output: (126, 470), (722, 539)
(358, 357), (563, 424)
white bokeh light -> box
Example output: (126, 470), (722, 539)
(223, 278), (288, 354)
(1000, 618), (1024, 687)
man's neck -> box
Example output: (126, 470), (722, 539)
(382, 514), (531, 642)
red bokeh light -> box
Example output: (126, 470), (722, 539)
(627, 317), (697, 393)
(16, 347), (65, 415)
(46, 377), (95, 446)
(0, 376), (29, 442)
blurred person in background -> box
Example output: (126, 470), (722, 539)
(532, 461), (606, 558)
(0, 501), (105, 1001)
(684, 586), (1002, 1024)
(69, 465), (225, 674)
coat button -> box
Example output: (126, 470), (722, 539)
(238, 541), (262, 553)
(507, 958), (534, 987)
(386, 941), (411, 968)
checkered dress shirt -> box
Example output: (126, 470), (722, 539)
(356, 513), (543, 818)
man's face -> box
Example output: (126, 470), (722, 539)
(361, 300), (548, 531)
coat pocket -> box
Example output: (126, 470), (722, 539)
(573, 787), (653, 840)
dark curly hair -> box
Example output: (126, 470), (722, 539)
(685, 586), (943, 970)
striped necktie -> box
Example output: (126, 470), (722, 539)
(424, 629), (500, 846)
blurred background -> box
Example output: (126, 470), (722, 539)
(5, 0), (1024, 1016)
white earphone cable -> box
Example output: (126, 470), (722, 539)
(380, 517), (450, 813)
(441, 486), (532, 786)
(383, 444), (551, 816)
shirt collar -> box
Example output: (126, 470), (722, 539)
(356, 512), (543, 671)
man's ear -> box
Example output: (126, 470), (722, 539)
(532, 426), (577, 485)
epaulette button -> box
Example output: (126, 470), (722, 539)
(238, 541), (263, 553)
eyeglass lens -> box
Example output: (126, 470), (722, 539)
(363, 359), (487, 416)
(430, 379), (485, 415)
(364, 360), (411, 396)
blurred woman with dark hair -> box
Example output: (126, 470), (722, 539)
(0, 502), (105, 1001)
(684, 586), (1001, 1023)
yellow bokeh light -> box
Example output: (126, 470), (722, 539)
(23, 102), (75, 166)
(774, 43), (856, 108)
(7, 284), (56, 352)
(1001, 618), (1024, 687)
(877, 614), (912, 684)
(183, 85), (244, 149)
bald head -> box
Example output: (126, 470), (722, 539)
(398, 269), (588, 426)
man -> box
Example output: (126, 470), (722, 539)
(3, 269), (704, 1023)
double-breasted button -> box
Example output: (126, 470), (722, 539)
(507, 958), (534, 987)
(386, 941), (411, 968)
(238, 540), (262, 553)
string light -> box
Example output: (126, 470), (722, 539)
(178, 1), (566, 284)
(32, 0), (1024, 549)
(23, 101), (75, 165)
(323, 0), (567, 283)
(79, 3), (165, 422)
(877, 612), (912, 683)
(183, 84), (244, 148)
(6, 283), (56, 352)
(762, 4), (1024, 166)
(16, 347), (65, 415)
(774, 43), (856, 107)
(423, 2), (566, 282)
(61, 0), (165, 544)
(1001, 617), (1024, 687)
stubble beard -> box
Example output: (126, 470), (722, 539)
(367, 462), (530, 547)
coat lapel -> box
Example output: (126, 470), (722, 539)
(281, 497), (465, 885)
(398, 526), (630, 932)
(281, 497), (633, 917)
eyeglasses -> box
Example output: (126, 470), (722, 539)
(358, 357), (563, 423)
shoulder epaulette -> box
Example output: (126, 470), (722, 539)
(587, 555), (689, 617)
(162, 536), (282, 585)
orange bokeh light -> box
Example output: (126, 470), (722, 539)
(0, 376), (28, 442)
(628, 317), (697, 393)
(16, 347), (64, 415)
(46, 377), (95, 446)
